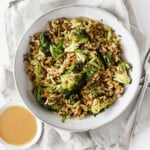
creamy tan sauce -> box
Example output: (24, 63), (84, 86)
(0, 106), (37, 145)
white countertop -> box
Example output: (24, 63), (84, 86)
(0, 0), (150, 149)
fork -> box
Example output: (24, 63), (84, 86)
(118, 48), (150, 150)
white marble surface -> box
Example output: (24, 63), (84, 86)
(0, 0), (150, 150)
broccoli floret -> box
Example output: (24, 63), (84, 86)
(71, 29), (90, 44)
(87, 56), (104, 69)
(60, 73), (86, 95)
(118, 61), (131, 71)
(113, 72), (131, 84)
(48, 103), (61, 112)
(91, 104), (101, 114)
(78, 29), (90, 43)
(34, 86), (45, 107)
(113, 61), (131, 84)
(91, 83), (105, 97)
(91, 99), (113, 114)
(75, 49), (87, 63)
(65, 29), (90, 52)
(83, 67), (97, 80)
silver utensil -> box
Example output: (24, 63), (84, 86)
(119, 48), (150, 150)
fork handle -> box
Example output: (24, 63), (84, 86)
(119, 74), (150, 150)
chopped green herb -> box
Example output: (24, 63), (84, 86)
(69, 94), (76, 101)
(66, 64), (76, 73)
(35, 60), (42, 84)
(56, 38), (64, 48)
(96, 50), (112, 68)
(103, 52), (112, 67)
(72, 101), (80, 108)
(49, 38), (64, 59)
(78, 29), (90, 40)
(34, 86), (45, 107)
(69, 94), (79, 101)
(39, 33), (51, 55)
(83, 67), (97, 79)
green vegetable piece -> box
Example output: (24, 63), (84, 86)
(71, 29), (90, 44)
(91, 99), (113, 114)
(91, 104), (101, 114)
(107, 30), (112, 41)
(39, 33), (51, 55)
(69, 94), (76, 101)
(49, 44), (55, 57)
(72, 101), (80, 108)
(96, 50), (112, 68)
(56, 38), (64, 48)
(35, 61), (41, 84)
(103, 52), (112, 67)
(75, 49), (87, 63)
(66, 63), (84, 74)
(118, 61), (131, 71)
(87, 57), (96, 64)
(87, 110), (93, 115)
(104, 25), (112, 41)
(64, 42), (79, 52)
(60, 73), (86, 95)
(78, 29), (90, 40)
(83, 67), (97, 79)
(39, 33), (45, 46)
(48, 103), (61, 112)
(87, 56), (104, 69)
(113, 72), (131, 84)
(113, 61), (131, 84)
(49, 38), (64, 59)
(34, 86), (45, 107)
(96, 50), (107, 68)
(91, 83), (105, 97)
(62, 115), (67, 123)
(66, 64), (76, 73)
(34, 87), (41, 101)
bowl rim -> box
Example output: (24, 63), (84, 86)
(13, 5), (142, 132)
(0, 101), (43, 148)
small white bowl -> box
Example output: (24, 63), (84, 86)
(0, 101), (43, 149)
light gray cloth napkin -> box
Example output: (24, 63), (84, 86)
(0, 0), (150, 150)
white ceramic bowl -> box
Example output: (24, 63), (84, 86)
(14, 6), (141, 132)
(0, 101), (42, 149)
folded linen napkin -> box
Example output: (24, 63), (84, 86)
(0, 0), (150, 150)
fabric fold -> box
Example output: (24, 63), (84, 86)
(1, 0), (149, 150)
